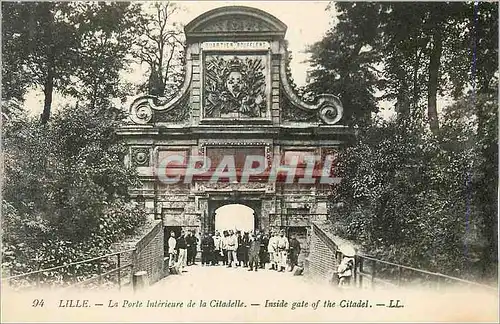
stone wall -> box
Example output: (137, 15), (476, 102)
(305, 221), (360, 285)
(305, 222), (338, 283)
(132, 220), (165, 285)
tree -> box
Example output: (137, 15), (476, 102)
(1, 2), (141, 122)
(317, 2), (498, 281)
(2, 103), (146, 275)
(2, 2), (79, 123)
(66, 2), (142, 109)
(133, 1), (185, 97)
(305, 2), (384, 126)
(309, 2), (495, 133)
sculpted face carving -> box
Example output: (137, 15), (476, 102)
(226, 71), (243, 97)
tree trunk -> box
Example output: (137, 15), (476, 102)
(90, 79), (99, 110)
(427, 29), (442, 134)
(40, 4), (55, 124)
(41, 59), (54, 124)
(412, 41), (421, 112)
(396, 80), (410, 119)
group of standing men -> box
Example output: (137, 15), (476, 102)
(167, 230), (199, 272)
(167, 228), (301, 273)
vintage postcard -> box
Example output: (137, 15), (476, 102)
(1, 1), (498, 323)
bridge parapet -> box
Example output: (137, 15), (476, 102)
(306, 221), (497, 293)
(1, 220), (165, 291)
(130, 220), (164, 286)
(305, 221), (358, 284)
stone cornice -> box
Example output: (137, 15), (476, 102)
(116, 125), (355, 141)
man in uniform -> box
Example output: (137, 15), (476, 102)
(226, 230), (238, 267)
(267, 231), (278, 270)
(259, 231), (269, 269)
(167, 231), (177, 269)
(186, 230), (198, 265)
(212, 231), (222, 266)
(275, 229), (289, 272)
(176, 230), (188, 273)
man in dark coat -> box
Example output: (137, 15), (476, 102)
(248, 232), (261, 272)
(288, 234), (301, 271)
(201, 232), (215, 266)
(186, 231), (198, 265)
(240, 232), (250, 267)
(236, 230), (244, 267)
(259, 232), (269, 268)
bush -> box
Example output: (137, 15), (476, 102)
(330, 97), (497, 282)
(2, 104), (146, 281)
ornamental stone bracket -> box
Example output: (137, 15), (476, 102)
(279, 54), (343, 125)
(128, 47), (194, 125)
(129, 92), (192, 125)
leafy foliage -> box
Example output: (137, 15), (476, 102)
(2, 104), (147, 277)
(132, 1), (185, 97)
(305, 2), (384, 126)
(306, 1), (498, 282)
(307, 2), (498, 131)
(330, 90), (498, 281)
(1, 2), (141, 122)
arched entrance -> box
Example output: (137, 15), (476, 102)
(207, 199), (261, 234)
(215, 204), (255, 233)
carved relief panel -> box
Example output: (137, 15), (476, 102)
(130, 147), (151, 167)
(201, 42), (271, 121)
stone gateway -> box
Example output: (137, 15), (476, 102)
(117, 6), (354, 253)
